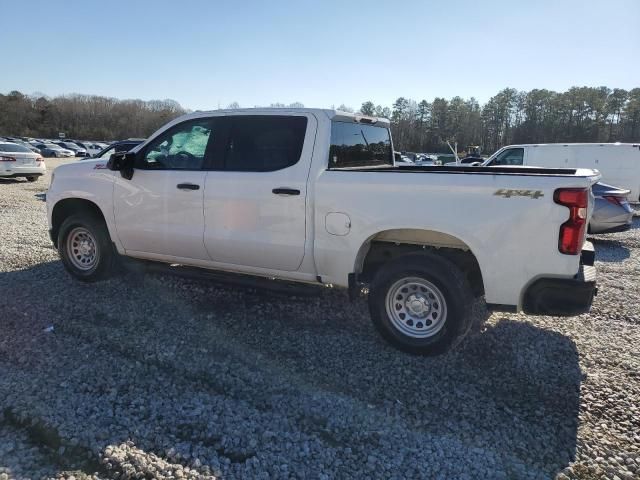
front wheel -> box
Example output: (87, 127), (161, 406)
(368, 253), (473, 355)
(57, 213), (116, 282)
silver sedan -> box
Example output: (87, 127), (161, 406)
(589, 182), (635, 234)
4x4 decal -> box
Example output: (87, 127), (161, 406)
(494, 189), (544, 199)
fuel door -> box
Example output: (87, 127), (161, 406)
(325, 212), (351, 236)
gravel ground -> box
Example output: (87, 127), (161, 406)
(0, 159), (639, 479)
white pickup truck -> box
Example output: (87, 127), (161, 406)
(47, 109), (599, 354)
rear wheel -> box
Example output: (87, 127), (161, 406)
(368, 253), (473, 355)
(57, 213), (116, 282)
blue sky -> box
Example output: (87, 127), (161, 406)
(2, 0), (639, 110)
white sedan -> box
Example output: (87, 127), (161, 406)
(0, 142), (46, 182)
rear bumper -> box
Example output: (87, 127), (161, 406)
(522, 243), (597, 316)
(0, 171), (44, 178)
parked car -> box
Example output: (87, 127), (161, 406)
(53, 141), (88, 157)
(413, 154), (437, 166)
(66, 140), (89, 151)
(67, 140), (87, 148)
(483, 143), (640, 202)
(460, 157), (484, 165)
(445, 157), (485, 166)
(35, 143), (74, 158)
(395, 156), (415, 166)
(0, 142), (46, 181)
(84, 139), (145, 160)
(590, 182), (635, 234)
(47, 108), (599, 355)
(7, 140), (41, 153)
(83, 142), (108, 156)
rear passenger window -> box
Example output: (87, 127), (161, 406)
(329, 122), (392, 168)
(224, 116), (307, 172)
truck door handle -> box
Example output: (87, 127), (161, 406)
(272, 188), (300, 196)
(177, 183), (200, 190)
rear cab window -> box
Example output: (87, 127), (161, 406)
(329, 121), (393, 168)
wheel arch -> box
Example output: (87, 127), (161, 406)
(50, 198), (108, 248)
(354, 228), (485, 297)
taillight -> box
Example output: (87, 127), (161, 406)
(0, 156), (16, 162)
(603, 195), (622, 206)
(554, 188), (588, 255)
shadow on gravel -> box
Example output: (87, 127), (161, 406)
(588, 237), (631, 262)
(0, 261), (582, 478)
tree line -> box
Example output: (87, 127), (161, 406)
(0, 91), (186, 140)
(360, 86), (640, 154)
(2, 87), (639, 152)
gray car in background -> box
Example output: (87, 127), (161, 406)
(53, 141), (88, 157)
(589, 182), (635, 234)
(34, 143), (74, 158)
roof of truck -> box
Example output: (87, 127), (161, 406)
(140, 108), (390, 145)
(184, 108), (391, 126)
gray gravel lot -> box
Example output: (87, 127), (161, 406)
(1, 158), (639, 479)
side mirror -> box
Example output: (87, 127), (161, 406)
(393, 151), (402, 163)
(107, 151), (124, 170)
(107, 151), (135, 179)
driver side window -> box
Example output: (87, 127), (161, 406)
(139, 119), (213, 170)
(492, 148), (524, 166)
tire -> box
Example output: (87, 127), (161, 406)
(368, 252), (473, 355)
(57, 213), (116, 282)
(26, 176), (37, 182)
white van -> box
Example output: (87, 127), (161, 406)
(484, 143), (640, 201)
